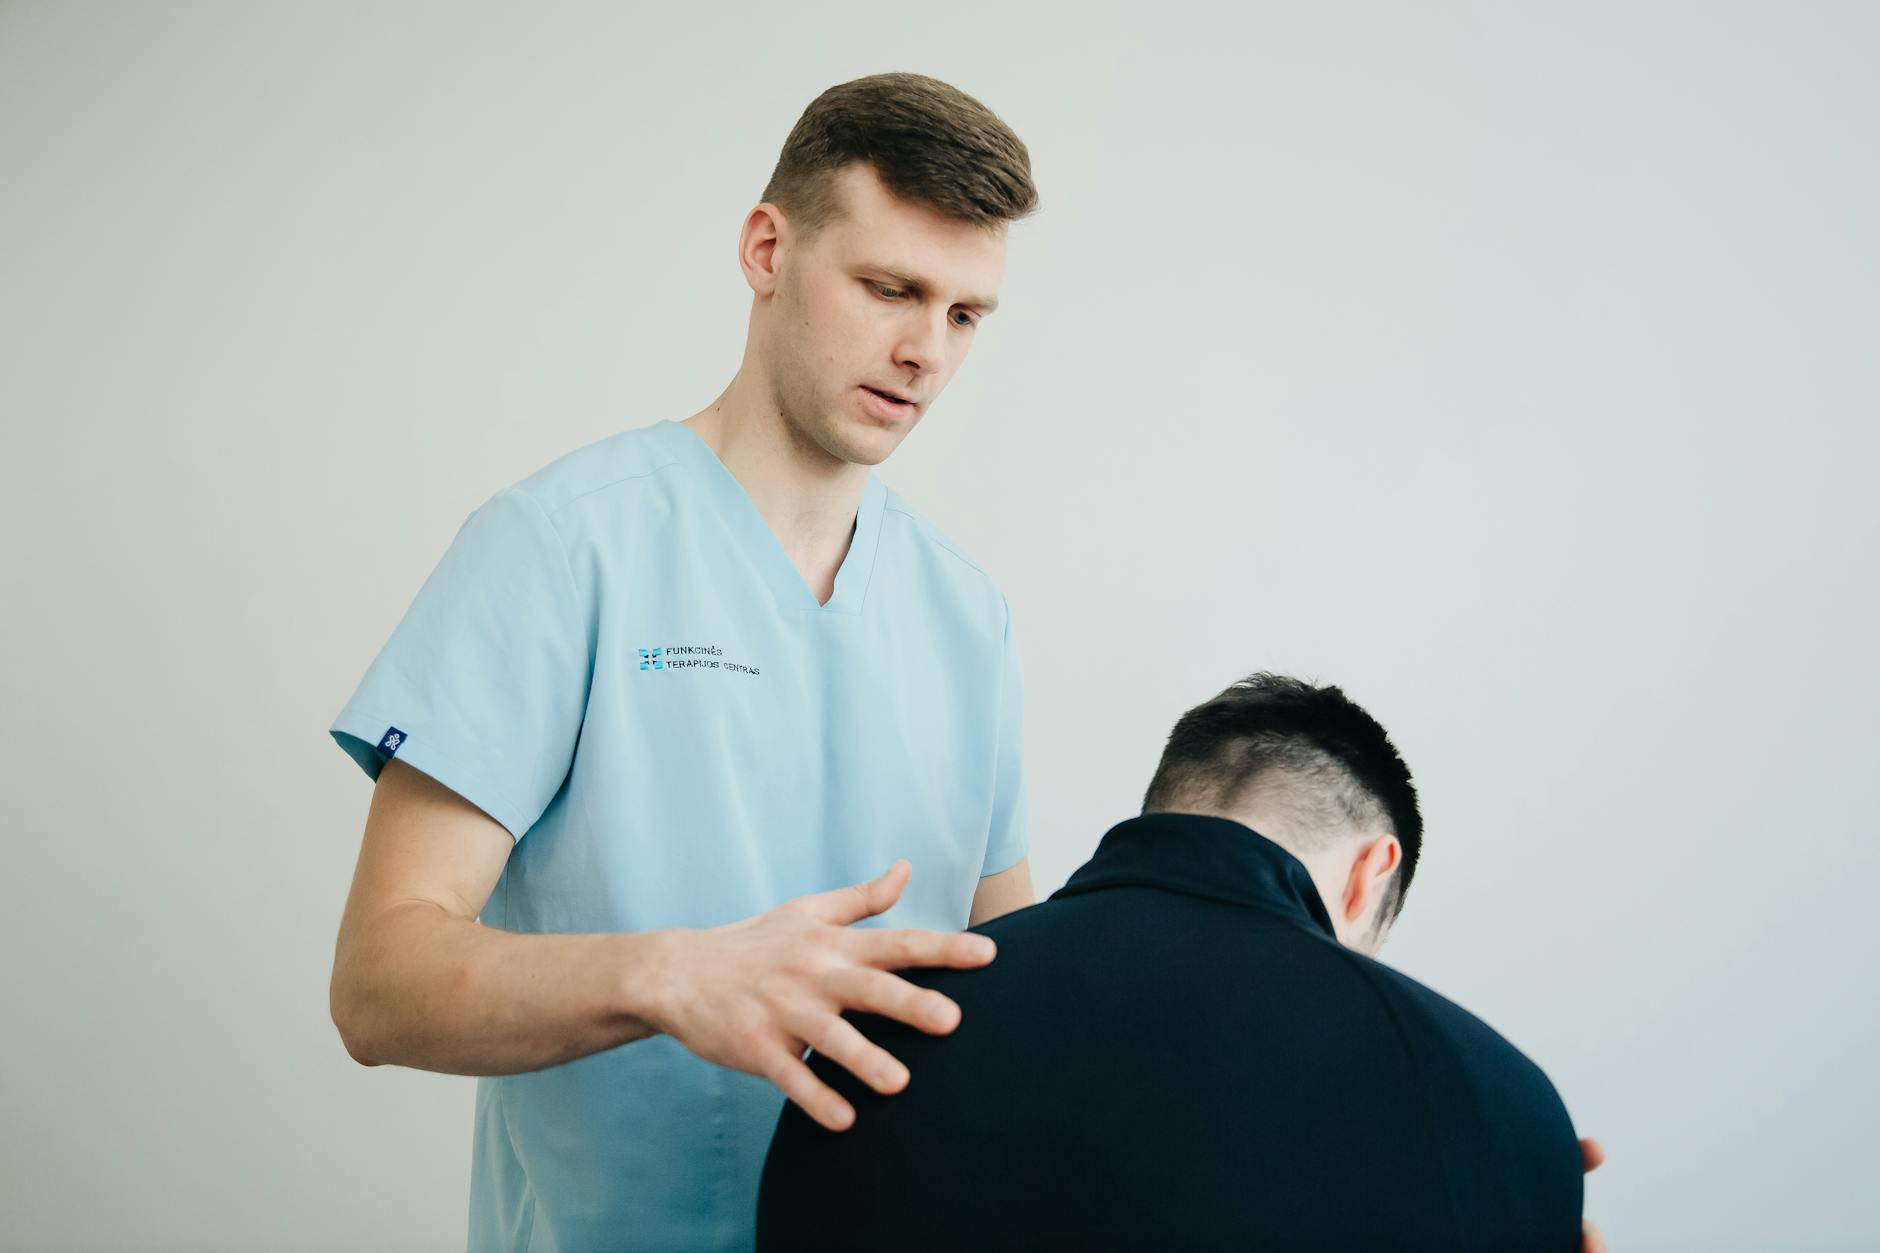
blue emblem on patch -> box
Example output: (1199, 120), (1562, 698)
(377, 726), (408, 757)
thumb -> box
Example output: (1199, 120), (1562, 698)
(809, 860), (911, 926)
(1580, 1138), (1606, 1174)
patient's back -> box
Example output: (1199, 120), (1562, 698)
(756, 817), (1584, 1253)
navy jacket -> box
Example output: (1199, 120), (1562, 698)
(756, 812), (1584, 1252)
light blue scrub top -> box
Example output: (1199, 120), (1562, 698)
(329, 419), (1028, 1252)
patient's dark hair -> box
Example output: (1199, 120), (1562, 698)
(1141, 673), (1423, 923)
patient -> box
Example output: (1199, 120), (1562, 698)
(757, 672), (1590, 1252)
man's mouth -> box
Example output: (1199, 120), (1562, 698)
(862, 386), (914, 409)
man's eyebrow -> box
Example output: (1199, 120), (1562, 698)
(867, 264), (1000, 314)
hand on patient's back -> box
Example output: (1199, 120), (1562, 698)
(649, 859), (994, 1132)
(1580, 1137), (1607, 1253)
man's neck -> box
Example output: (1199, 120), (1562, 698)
(683, 375), (869, 600)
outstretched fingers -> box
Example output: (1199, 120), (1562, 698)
(786, 1004), (910, 1097)
(852, 926), (995, 972)
(764, 1048), (856, 1133)
(803, 861), (912, 927)
(824, 965), (963, 1035)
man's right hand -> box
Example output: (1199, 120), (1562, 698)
(646, 859), (994, 1132)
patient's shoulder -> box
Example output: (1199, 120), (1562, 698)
(1351, 956), (1551, 1082)
(1347, 955), (1582, 1198)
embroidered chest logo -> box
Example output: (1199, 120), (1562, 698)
(637, 643), (761, 677)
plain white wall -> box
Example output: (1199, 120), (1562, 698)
(3, 2), (1875, 1250)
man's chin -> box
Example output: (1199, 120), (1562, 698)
(829, 417), (913, 467)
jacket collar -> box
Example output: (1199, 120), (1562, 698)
(1050, 811), (1338, 940)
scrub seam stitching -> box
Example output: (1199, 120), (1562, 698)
(543, 456), (686, 518)
(882, 502), (997, 582)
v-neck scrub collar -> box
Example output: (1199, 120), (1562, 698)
(652, 419), (887, 616)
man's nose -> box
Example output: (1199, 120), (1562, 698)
(893, 311), (950, 378)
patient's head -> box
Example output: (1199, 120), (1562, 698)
(1141, 673), (1422, 955)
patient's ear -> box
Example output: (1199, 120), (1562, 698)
(1341, 834), (1401, 924)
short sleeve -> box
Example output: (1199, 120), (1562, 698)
(327, 487), (593, 840)
(979, 594), (1030, 876)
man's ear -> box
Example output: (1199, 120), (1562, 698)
(1340, 834), (1402, 924)
(737, 203), (787, 297)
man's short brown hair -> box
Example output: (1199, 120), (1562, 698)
(762, 72), (1038, 239)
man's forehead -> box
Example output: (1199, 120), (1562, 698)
(810, 167), (1005, 307)
(822, 224), (1005, 311)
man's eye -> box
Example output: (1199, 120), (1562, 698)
(873, 283), (906, 299)
(951, 309), (977, 328)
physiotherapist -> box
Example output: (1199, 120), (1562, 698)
(326, 72), (1041, 1252)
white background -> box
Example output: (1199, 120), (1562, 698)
(3, 3), (1875, 1250)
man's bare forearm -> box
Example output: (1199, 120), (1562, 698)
(332, 900), (679, 1075)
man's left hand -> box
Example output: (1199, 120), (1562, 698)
(1580, 1137), (1607, 1253)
